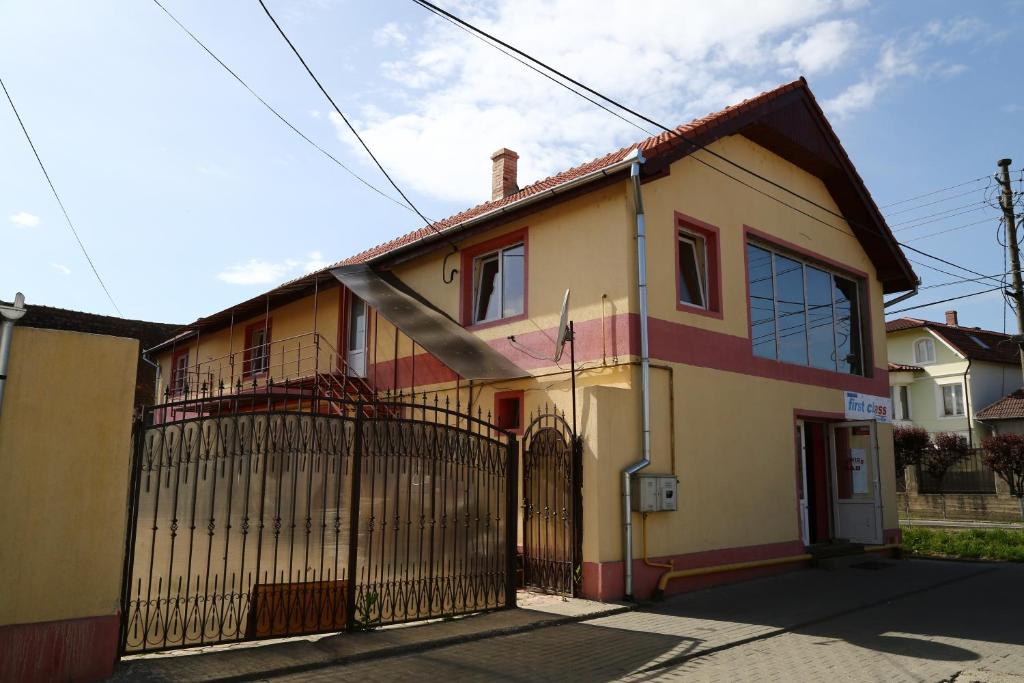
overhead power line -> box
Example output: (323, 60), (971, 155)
(879, 174), (990, 209)
(151, 0), (415, 215)
(883, 185), (991, 217)
(885, 286), (1005, 315)
(257, 0), (455, 250)
(903, 216), (1001, 243)
(409, 0), (995, 291)
(0, 76), (121, 314)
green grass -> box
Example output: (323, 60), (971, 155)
(902, 527), (1024, 562)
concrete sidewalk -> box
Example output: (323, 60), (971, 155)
(112, 593), (629, 682)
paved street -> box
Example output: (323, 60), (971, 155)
(262, 559), (1024, 683)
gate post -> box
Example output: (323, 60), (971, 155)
(118, 412), (148, 656)
(345, 404), (364, 631)
(572, 436), (584, 597)
(505, 433), (519, 609)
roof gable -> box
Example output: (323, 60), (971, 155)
(886, 317), (1020, 365)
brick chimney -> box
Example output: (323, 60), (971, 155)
(945, 310), (959, 326)
(490, 148), (519, 201)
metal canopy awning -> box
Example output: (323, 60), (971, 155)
(331, 265), (528, 381)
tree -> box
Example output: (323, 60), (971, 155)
(981, 433), (1024, 520)
(893, 425), (930, 491)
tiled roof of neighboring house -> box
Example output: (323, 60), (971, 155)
(888, 362), (923, 372)
(977, 389), (1024, 420)
(167, 77), (916, 339)
(886, 317), (1020, 365)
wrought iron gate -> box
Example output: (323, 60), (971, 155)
(120, 390), (517, 653)
(521, 408), (582, 596)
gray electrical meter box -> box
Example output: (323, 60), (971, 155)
(630, 474), (678, 512)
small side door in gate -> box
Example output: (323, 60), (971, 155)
(830, 421), (883, 545)
(521, 411), (580, 596)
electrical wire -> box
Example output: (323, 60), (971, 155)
(152, 0), (417, 215)
(885, 286), (1005, 315)
(879, 174), (990, 209)
(0, 75), (121, 314)
(902, 216), (1002, 242)
(257, 0), (456, 251)
(883, 185), (993, 217)
(409, 0), (997, 291)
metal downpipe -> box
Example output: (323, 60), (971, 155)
(0, 292), (27, 420)
(623, 150), (650, 599)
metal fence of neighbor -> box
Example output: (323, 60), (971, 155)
(120, 387), (518, 654)
(916, 448), (997, 494)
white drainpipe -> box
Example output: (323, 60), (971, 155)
(623, 150), (650, 599)
(0, 292), (27, 420)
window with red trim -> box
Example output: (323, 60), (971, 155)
(170, 348), (190, 396)
(494, 390), (524, 434)
(460, 229), (528, 326)
(243, 320), (272, 377)
(675, 214), (721, 316)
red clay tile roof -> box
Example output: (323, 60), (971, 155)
(888, 362), (923, 372)
(886, 317), (1020, 365)
(336, 78), (811, 267)
(977, 389), (1024, 420)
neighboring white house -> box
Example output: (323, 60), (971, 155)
(887, 310), (1021, 448)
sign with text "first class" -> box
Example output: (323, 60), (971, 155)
(844, 391), (891, 423)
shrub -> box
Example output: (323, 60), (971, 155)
(923, 432), (970, 491)
(981, 433), (1024, 519)
(893, 425), (930, 484)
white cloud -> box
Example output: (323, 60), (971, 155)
(9, 211), (40, 228)
(332, 0), (867, 204)
(774, 20), (858, 74)
(373, 22), (408, 47)
(1002, 103), (1023, 114)
(216, 252), (329, 285)
(50, 263), (71, 275)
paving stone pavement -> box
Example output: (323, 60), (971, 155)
(259, 559), (1024, 683)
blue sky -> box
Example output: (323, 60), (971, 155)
(1, 0), (1022, 330)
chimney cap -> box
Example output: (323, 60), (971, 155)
(491, 147), (519, 160)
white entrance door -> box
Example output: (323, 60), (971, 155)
(796, 421), (810, 546)
(830, 421), (883, 545)
(346, 296), (367, 378)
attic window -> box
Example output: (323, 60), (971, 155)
(969, 334), (989, 349)
(914, 338), (935, 364)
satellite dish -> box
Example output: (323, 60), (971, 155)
(553, 289), (571, 362)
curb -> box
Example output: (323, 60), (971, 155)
(125, 604), (637, 683)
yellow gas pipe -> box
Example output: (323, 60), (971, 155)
(641, 513), (673, 570)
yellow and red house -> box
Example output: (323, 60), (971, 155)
(149, 78), (916, 601)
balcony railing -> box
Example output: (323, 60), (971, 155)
(163, 332), (369, 406)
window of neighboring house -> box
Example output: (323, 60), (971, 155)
(941, 383), (965, 417)
(170, 349), (190, 396)
(891, 385), (910, 421)
(472, 243), (525, 324)
(678, 232), (708, 309)
(914, 338), (936, 364)
(244, 321), (272, 377)
(494, 390), (525, 434)
(746, 242), (865, 375)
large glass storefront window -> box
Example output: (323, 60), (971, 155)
(746, 243), (865, 375)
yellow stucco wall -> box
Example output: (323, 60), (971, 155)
(0, 327), (138, 625)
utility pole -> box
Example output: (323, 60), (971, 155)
(998, 158), (1024, 385)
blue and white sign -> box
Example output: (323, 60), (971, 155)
(844, 391), (891, 423)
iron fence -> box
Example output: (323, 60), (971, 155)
(917, 448), (997, 494)
(120, 389), (517, 654)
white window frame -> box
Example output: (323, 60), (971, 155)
(472, 242), (525, 324)
(250, 327), (270, 375)
(891, 384), (911, 421)
(677, 230), (708, 310)
(913, 337), (936, 365)
(937, 381), (966, 418)
(172, 352), (190, 396)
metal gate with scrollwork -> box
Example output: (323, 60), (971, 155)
(119, 388), (518, 654)
(521, 408), (582, 596)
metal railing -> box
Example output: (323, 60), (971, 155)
(162, 332), (372, 416)
(917, 448), (997, 494)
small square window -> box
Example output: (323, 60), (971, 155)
(678, 232), (708, 309)
(495, 391), (524, 433)
(914, 338), (935, 364)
